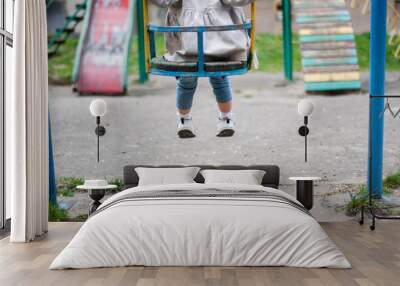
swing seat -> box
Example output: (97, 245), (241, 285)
(151, 57), (197, 72)
(142, 1), (256, 77)
(151, 57), (247, 74)
(145, 18), (255, 77)
(205, 61), (247, 72)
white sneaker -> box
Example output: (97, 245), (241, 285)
(217, 115), (235, 137)
(177, 115), (196, 139)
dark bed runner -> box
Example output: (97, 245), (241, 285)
(91, 189), (311, 217)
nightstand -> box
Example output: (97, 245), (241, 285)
(289, 177), (321, 210)
(77, 184), (117, 215)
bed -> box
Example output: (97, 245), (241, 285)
(50, 165), (350, 269)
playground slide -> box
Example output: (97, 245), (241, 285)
(293, 0), (361, 92)
(73, 0), (135, 94)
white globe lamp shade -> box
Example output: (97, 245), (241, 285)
(298, 99), (314, 116)
(90, 99), (107, 117)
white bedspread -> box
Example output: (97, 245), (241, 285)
(50, 183), (351, 269)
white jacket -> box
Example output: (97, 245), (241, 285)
(151, 0), (254, 62)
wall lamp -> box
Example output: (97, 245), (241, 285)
(90, 99), (107, 162)
(298, 99), (314, 163)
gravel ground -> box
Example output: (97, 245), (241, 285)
(50, 72), (400, 183)
(50, 72), (400, 221)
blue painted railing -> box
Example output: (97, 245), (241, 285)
(148, 22), (252, 78)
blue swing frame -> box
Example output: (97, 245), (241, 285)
(147, 22), (253, 78)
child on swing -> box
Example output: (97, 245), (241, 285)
(152, 0), (255, 138)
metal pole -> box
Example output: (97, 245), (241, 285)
(304, 116), (308, 162)
(368, 0), (387, 199)
(137, 0), (148, 83)
(282, 0), (293, 81)
(96, 117), (100, 163)
(305, 132), (307, 163)
(48, 113), (57, 206)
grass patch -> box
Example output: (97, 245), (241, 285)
(56, 176), (84, 197)
(49, 204), (89, 222)
(57, 176), (85, 190)
(57, 188), (75, 197)
(48, 33), (400, 85)
(128, 35), (166, 76)
(345, 185), (396, 216)
(49, 203), (69, 222)
(346, 185), (368, 216)
(52, 176), (124, 222)
(256, 34), (302, 72)
(56, 176), (124, 197)
(108, 177), (124, 193)
(70, 214), (89, 222)
(355, 33), (400, 71)
(383, 170), (400, 190)
(48, 37), (79, 84)
(346, 169), (400, 216)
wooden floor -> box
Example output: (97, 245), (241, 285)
(0, 221), (399, 286)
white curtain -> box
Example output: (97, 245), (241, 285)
(9, 0), (49, 242)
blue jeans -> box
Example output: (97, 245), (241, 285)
(176, 77), (233, 110)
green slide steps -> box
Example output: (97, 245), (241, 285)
(299, 34), (355, 43)
(296, 15), (351, 24)
(293, 2), (346, 9)
(48, 1), (88, 58)
(46, 0), (57, 9)
(302, 57), (358, 67)
(296, 10), (350, 17)
(305, 81), (361, 91)
(301, 49), (357, 58)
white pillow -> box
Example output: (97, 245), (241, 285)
(135, 167), (200, 186)
(201, 169), (266, 185)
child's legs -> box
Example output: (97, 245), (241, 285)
(209, 77), (233, 113)
(176, 77), (198, 115)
